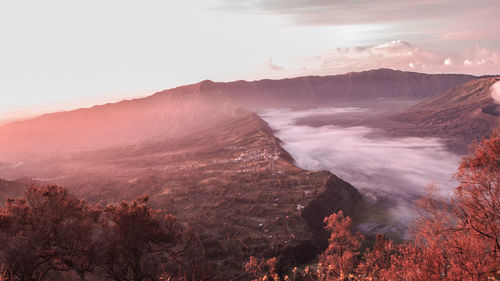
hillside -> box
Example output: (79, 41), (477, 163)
(0, 178), (36, 203)
(0, 81), (232, 162)
(0, 68), (486, 277)
(0, 110), (361, 278)
(392, 77), (500, 151)
(219, 68), (475, 109)
(0, 69), (475, 162)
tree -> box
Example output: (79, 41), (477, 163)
(317, 211), (363, 281)
(389, 129), (500, 280)
(455, 128), (499, 257)
(99, 195), (191, 281)
(0, 185), (100, 280)
(355, 234), (394, 280)
(244, 256), (279, 281)
(451, 128), (499, 279)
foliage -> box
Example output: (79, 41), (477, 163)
(317, 211), (362, 280)
(0, 185), (99, 280)
(0, 187), (205, 281)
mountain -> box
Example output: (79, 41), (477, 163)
(0, 68), (486, 276)
(0, 69), (475, 162)
(219, 68), (475, 109)
(392, 77), (500, 151)
(0, 110), (362, 278)
(0, 81), (232, 162)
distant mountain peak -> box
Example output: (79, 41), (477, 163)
(197, 79), (218, 91)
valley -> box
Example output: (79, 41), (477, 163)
(2, 1), (499, 278)
(0, 69), (498, 278)
(0, 109), (361, 279)
(261, 105), (461, 238)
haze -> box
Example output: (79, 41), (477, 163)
(1, 0), (500, 120)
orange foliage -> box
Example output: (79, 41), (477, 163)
(244, 256), (279, 281)
(356, 234), (394, 280)
(317, 210), (363, 280)
(388, 129), (500, 280)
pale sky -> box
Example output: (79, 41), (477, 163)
(1, 0), (499, 121)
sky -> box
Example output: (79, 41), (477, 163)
(1, 0), (499, 121)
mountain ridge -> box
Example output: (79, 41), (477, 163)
(0, 68), (478, 162)
(2, 68), (477, 125)
(391, 77), (500, 150)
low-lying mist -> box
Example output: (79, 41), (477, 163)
(491, 80), (500, 104)
(260, 107), (462, 238)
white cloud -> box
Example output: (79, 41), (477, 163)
(463, 45), (500, 66)
(272, 41), (500, 76)
(491, 81), (500, 104)
(310, 40), (441, 71)
(260, 107), (460, 236)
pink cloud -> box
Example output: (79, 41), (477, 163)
(442, 29), (500, 41)
(443, 58), (453, 66)
(276, 41), (500, 76)
(462, 45), (500, 66)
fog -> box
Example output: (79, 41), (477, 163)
(260, 107), (462, 237)
(491, 81), (500, 104)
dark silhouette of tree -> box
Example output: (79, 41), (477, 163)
(0, 187), (207, 281)
(0, 185), (100, 280)
(99, 195), (192, 281)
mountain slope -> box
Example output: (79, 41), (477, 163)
(0, 68), (487, 276)
(219, 68), (475, 108)
(0, 69), (475, 162)
(0, 110), (362, 278)
(0, 81), (232, 161)
(393, 77), (500, 151)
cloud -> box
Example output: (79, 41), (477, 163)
(272, 41), (500, 76)
(444, 58), (453, 65)
(462, 45), (500, 66)
(216, 0), (500, 27)
(214, 0), (500, 57)
(491, 81), (500, 104)
(310, 40), (439, 70)
(260, 107), (461, 235)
